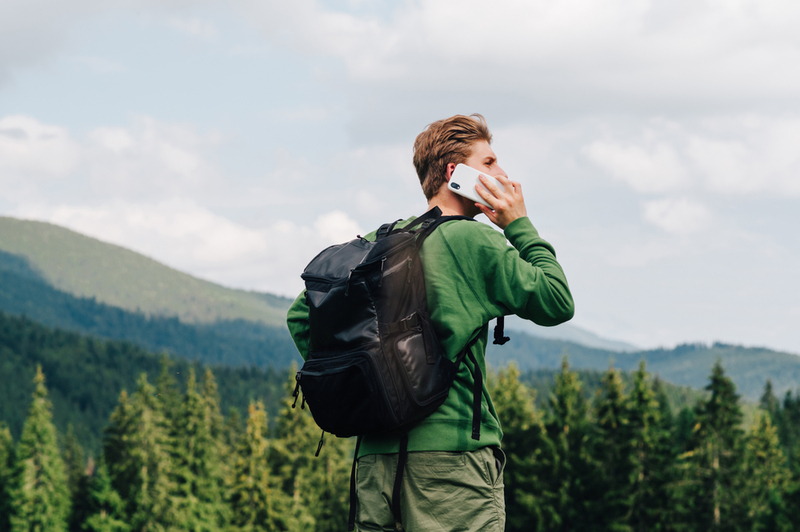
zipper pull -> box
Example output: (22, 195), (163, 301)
(291, 373), (301, 408)
(300, 393), (307, 410)
(315, 430), (325, 457)
(378, 257), (387, 288)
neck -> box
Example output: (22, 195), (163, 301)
(427, 191), (476, 218)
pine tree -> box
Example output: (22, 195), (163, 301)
(229, 401), (284, 532)
(201, 369), (227, 445)
(592, 365), (633, 532)
(490, 364), (554, 532)
(677, 360), (745, 532)
(80, 459), (130, 532)
(68, 457), (93, 532)
(636, 376), (678, 532)
(0, 422), (15, 532)
(155, 355), (181, 423)
(104, 373), (176, 532)
(545, 359), (594, 532)
(741, 412), (791, 531)
(171, 368), (230, 531)
(225, 408), (243, 449)
(8, 365), (71, 532)
(269, 368), (350, 532)
(775, 390), (800, 530)
(62, 424), (86, 501)
(628, 365), (676, 532)
(759, 380), (779, 417)
(103, 390), (135, 502)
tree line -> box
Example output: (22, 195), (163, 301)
(0, 266), (298, 370)
(1, 359), (799, 532)
(0, 311), (289, 454)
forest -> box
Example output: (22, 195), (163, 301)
(0, 312), (288, 453)
(1, 355), (799, 532)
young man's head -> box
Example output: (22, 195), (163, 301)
(413, 114), (493, 200)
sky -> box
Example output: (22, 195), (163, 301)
(1, 0), (799, 354)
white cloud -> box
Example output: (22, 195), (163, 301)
(0, 0), (218, 84)
(0, 115), (80, 178)
(84, 117), (222, 199)
(642, 197), (712, 234)
(686, 115), (800, 196)
(584, 138), (688, 193)
(14, 199), (363, 295)
(71, 55), (127, 73)
(167, 17), (218, 39)
(583, 114), (800, 198)
(0, 114), (220, 200)
(239, 0), (800, 105)
(313, 210), (363, 243)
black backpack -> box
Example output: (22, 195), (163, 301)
(292, 207), (509, 530)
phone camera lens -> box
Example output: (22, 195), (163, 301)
(451, 183), (460, 190)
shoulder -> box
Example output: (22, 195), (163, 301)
(436, 218), (507, 247)
(422, 218), (510, 273)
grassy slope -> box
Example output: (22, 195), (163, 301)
(0, 216), (292, 326)
(0, 254), (300, 368)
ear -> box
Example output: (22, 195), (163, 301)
(445, 162), (457, 181)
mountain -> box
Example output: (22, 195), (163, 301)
(487, 332), (800, 401)
(2, 215), (798, 403)
(0, 216), (292, 326)
(0, 248), (300, 368)
(504, 314), (639, 352)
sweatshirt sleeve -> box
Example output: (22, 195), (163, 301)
(286, 291), (311, 360)
(439, 216), (574, 327)
(501, 216), (574, 325)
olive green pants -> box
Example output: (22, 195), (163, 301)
(354, 446), (506, 532)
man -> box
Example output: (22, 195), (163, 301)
(287, 114), (574, 531)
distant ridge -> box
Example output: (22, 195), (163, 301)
(504, 314), (639, 352)
(487, 333), (800, 401)
(3, 215), (799, 403)
(0, 253), (299, 368)
(0, 216), (291, 326)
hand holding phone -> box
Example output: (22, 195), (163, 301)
(447, 164), (505, 208)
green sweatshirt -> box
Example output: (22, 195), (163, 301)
(286, 215), (574, 456)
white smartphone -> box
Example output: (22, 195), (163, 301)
(447, 164), (505, 208)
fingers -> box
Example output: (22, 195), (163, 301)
(477, 175), (511, 212)
(475, 173), (527, 230)
(478, 174), (505, 197)
(492, 174), (522, 197)
(474, 178), (496, 208)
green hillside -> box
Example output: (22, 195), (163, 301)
(0, 251), (300, 368)
(0, 216), (292, 326)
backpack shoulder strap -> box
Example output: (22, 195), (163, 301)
(402, 206), (442, 232)
(376, 219), (403, 240)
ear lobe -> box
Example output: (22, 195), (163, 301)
(446, 162), (456, 181)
